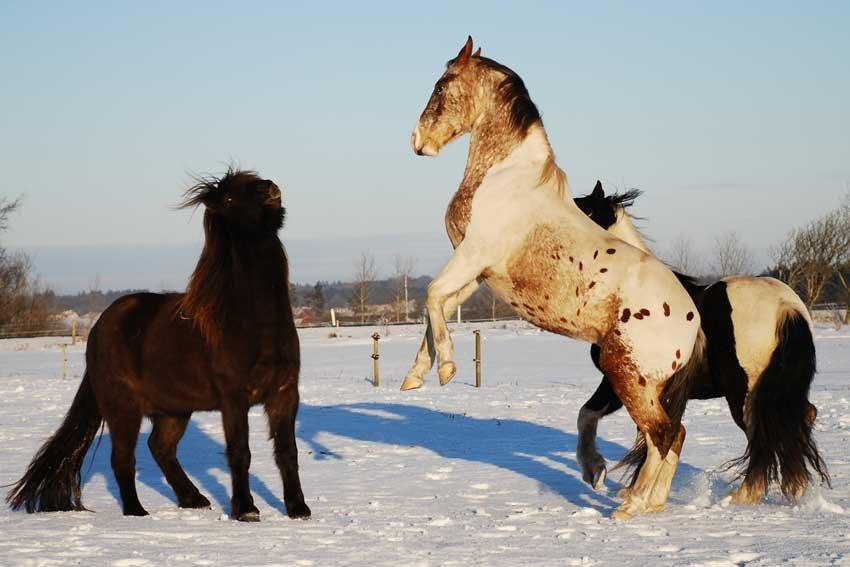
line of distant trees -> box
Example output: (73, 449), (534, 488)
(0, 197), (55, 331)
(659, 192), (850, 321)
(4, 191), (849, 331)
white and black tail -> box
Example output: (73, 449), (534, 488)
(6, 373), (102, 512)
(732, 309), (829, 498)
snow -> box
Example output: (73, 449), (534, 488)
(1, 322), (849, 566)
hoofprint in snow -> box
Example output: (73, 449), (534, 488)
(1, 322), (848, 566)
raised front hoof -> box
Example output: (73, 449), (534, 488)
(178, 493), (212, 509)
(610, 507), (633, 521)
(122, 506), (149, 517)
(286, 501), (312, 520)
(438, 362), (457, 386)
(400, 374), (425, 391)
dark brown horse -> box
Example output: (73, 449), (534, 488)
(7, 169), (310, 522)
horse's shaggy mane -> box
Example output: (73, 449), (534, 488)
(606, 188), (643, 210)
(176, 168), (284, 347)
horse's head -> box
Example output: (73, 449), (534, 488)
(180, 168), (284, 234)
(574, 181), (643, 230)
(412, 36), (539, 157)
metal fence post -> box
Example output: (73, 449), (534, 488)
(371, 333), (380, 387)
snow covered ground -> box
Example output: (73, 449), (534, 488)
(1, 322), (848, 566)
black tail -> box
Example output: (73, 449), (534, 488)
(729, 309), (829, 499)
(6, 373), (102, 512)
(615, 329), (709, 485)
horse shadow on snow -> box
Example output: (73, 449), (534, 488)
(82, 402), (705, 514)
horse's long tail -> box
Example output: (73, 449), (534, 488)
(616, 328), (709, 485)
(6, 372), (102, 512)
(731, 308), (829, 499)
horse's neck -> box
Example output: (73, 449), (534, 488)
(448, 122), (565, 242)
(609, 209), (652, 253)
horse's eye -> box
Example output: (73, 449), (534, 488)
(224, 196), (233, 206)
(434, 85), (444, 94)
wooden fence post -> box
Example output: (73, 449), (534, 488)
(71, 321), (77, 346)
(371, 332), (380, 387)
(473, 329), (481, 388)
(60, 344), (68, 380)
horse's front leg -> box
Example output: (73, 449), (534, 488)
(401, 279), (480, 390)
(425, 249), (487, 385)
(265, 382), (311, 519)
(221, 400), (259, 522)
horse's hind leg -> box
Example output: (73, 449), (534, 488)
(106, 411), (147, 516)
(265, 384), (311, 519)
(577, 367), (624, 490)
(221, 401), (259, 522)
(401, 280), (479, 390)
(148, 414), (210, 509)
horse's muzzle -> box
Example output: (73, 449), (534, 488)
(412, 126), (438, 157)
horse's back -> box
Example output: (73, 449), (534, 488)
(87, 292), (219, 413)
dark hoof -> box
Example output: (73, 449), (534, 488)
(286, 501), (312, 519)
(236, 510), (261, 522)
(179, 493), (212, 509)
(232, 503), (261, 522)
(123, 507), (149, 517)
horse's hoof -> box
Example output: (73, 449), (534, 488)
(287, 501), (312, 519)
(438, 362), (457, 385)
(123, 507), (149, 517)
(610, 507), (633, 521)
(617, 487), (632, 500)
(400, 374), (425, 391)
(592, 468), (607, 491)
(179, 493), (211, 509)
(235, 510), (261, 522)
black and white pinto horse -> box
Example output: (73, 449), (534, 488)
(406, 37), (706, 519)
(573, 182), (830, 503)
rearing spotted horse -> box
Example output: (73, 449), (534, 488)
(403, 37), (704, 519)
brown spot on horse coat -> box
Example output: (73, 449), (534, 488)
(639, 308), (650, 316)
(600, 268), (608, 273)
(579, 262), (583, 271)
(588, 281), (596, 289)
(663, 302), (670, 317)
(593, 250), (599, 260)
(638, 376), (646, 386)
(672, 360), (678, 370)
(633, 312), (644, 320)
(686, 311), (694, 321)
(676, 349), (681, 359)
(621, 308), (631, 323)
(606, 248), (616, 254)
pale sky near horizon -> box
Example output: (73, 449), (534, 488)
(1, 2), (848, 291)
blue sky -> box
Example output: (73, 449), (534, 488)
(1, 2), (848, 291)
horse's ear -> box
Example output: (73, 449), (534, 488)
(455, 36), (474, 66)
(472, 47), (482, 58)
(592, 180), (605, 198)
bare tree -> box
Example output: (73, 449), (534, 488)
(661, 235), (704, 276)
(710, 231), (755, 278)
(0, 195), (23, 232)
(831, 192), (850, 323)
(391, 254), (416, 322)
(351, 252), (377, 324)
(772, 199), (850, 311)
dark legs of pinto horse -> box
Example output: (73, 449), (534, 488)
(266, 387), (311, 519)
(148, 414), (211, 510)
